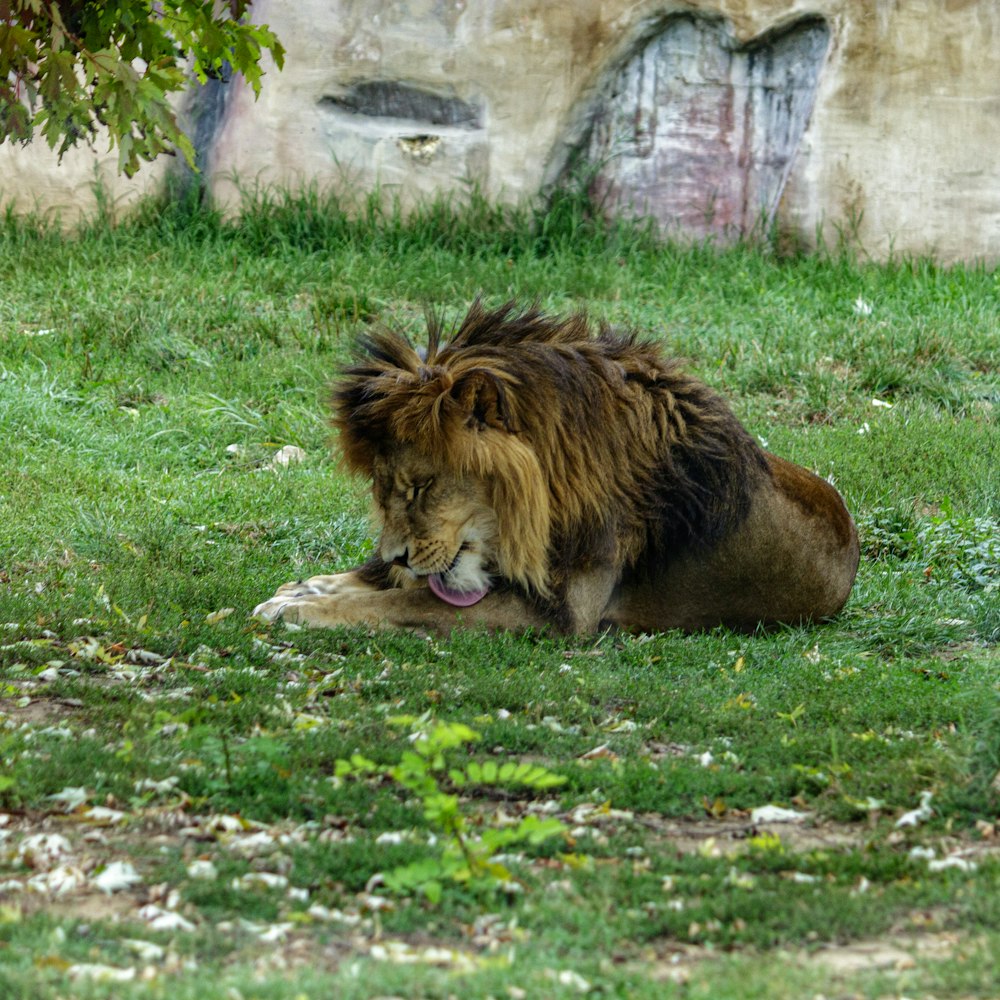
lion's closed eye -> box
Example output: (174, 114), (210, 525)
(405, 479), (433, 504)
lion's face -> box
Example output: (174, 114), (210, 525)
(371, 446), (499, 602)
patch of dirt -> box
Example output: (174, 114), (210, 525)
(634, 930), (972, 986)
(0, 690), (83, 726)
(805, 931), (961, 974)
(634, 813), (868, 854)
(23, 885), (140, 923)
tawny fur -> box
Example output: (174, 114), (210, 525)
(254, 301), (860, 634)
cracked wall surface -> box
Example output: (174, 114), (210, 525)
(2, 1), (999, 263)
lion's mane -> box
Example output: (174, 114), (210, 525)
(333, 301), (770, 602)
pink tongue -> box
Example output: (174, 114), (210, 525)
(427, 574), (491, 607)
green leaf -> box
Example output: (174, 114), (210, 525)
(423, 721), (480, 752)
(383, 858), (446, 894)
(423, 792), (461, 827)
(386, 714), (422, 728)
(464, 758), (566, 789)
(335, 715), (566, 904)
(518, 816), (567, 845)
(333, 753), (379, 777)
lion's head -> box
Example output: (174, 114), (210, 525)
(332, 303), (565, 599)
(370, 445), (500, 605)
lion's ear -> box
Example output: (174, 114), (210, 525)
(451, 369), (517, 433)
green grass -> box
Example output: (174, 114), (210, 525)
(0, 189), (998, 998)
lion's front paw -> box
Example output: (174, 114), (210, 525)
(252, 592), (374, 628)
(253, 573), (376, 620)
(253, 571), (383, 626)
(252, 594), (324, 625)
(252, 594), (301, 622)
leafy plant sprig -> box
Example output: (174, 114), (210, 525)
(0, 0), (285, 175)
(335, 717), (567, 903)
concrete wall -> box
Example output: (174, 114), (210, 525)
(2, 1), (998, 264)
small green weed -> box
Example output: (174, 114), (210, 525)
(335, 717), (566, 902)
(919, 508), (998, 592)
(859, 502), (998, 592)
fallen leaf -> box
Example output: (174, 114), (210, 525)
(237, 919), (295, 942)
(200, 814), (251, 834)
(374, 831), (410, 845)
(928, 855), (977, 873)
(233, 872), (288, 891)
(264, 445), (306, 471)
(186, 859), (218, 881)
(17, 833), (73, 869)
(751, 805), (809, 824)
(370, 940), (478, 971)
(81, 806), (127, 825)
(46, 787), (89, 812)
(225, 830), (284, 857)
(604, 719), (638, 733)
(306, 904), (361, 925)
(787, 872), (820, 884)
(125, 648), (167, 665)
(547, 969), (592, 993)
(702, 796), (727, 819)
(137, 905), (196, 932)
(27, 865), (85, 895)
(895, 790), (934, 828)
(122, 939), (165, 962)
(67, 963), (137, 983)
(93, 861), (143, 895)
(135, 776), (181, 796)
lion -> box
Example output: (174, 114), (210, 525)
(253, 301), (859, 634)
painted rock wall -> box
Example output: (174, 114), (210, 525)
(2, 1), (999, 264)
(579, 15), (831, 242)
